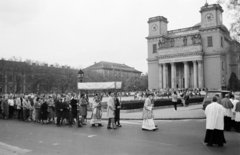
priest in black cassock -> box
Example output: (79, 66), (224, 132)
(204, 96), (226, 147)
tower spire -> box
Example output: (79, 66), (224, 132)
(205, 0), (209, 7)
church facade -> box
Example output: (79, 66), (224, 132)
(147, 3), (237, 90)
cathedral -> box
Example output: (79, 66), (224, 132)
(147, 3), (240, 90)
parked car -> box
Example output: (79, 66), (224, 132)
(202, 90), (230, 110)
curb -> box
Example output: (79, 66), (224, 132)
(86, 117), (206, 121)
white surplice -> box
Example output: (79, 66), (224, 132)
(205, 102), (224, 130)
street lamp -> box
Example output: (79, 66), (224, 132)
(77, 69), (84, 127)
(77, 69), (84, 82)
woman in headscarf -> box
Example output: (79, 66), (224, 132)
(2, 95), (9, 119)
(40, 97), (48, 124)
(80, 94), (88, 125)
(90, 94), (103, 127)
(142, 93), (158, 131)
(47, 96), (55, 123)
(235, 101), (240, 132)
(34, 97), (41, 123)
(62, 95), (70, 125)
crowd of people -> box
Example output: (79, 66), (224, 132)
(0, 92), (122, 129)
(141, 91), (240, 147)
(202, 93), (240, 147)
(1, 89), (240, 148)
(198, 93), (240, 147)
(134, 88), (206, 100)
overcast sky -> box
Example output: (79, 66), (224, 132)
(0, 0), (232, 73)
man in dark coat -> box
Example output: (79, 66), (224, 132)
(114, 92), (122, 127)
(55, 95), (63, 127)
(69, 94), (78, 127)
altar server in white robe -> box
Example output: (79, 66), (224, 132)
(235, 101), (240, 132)
(229, 95), (239, 130)
(142, 93), (158, 131)
(204, 96), (226, 147)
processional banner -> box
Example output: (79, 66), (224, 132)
(77, 82), (122, 90)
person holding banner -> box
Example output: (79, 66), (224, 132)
(90, 94), (103, 127)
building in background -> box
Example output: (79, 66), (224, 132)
(83, 61), (142, 80)
(147, 2), (240, 90)
(0, 60), (145, 94)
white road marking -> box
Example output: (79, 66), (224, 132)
(88, 135), (96, 138)
(39, 141), (43, 143)
(0, 141), (31, 154)
(4, 123), (8, 126)
(120, 121), (142, 125)
(29, 133), (32, 135)
(53, 143), (59, 146)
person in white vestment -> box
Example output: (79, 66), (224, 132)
(234, 101), (240, 132)
(204, 96), (226, 147)
(90, 94), (103, 127)
(221, 94), (233, 131)
(142, 93), (158, 131)
(229, 94), (239, 130)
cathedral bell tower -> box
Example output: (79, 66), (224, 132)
(200, 2), (224, 28)
(148, 16), (168, 37)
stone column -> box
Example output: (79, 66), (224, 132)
(193, 61), (198, 88)
(198, 60), (204, 88)
(184, 62), (189, 88)
(159, 64), (163, 89)
(171, 62), (176, 88)
(163, 63), (167, 88)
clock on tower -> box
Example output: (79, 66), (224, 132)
(200, 3), (223, 28)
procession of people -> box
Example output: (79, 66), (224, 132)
(0, 92), (122, 130)
(203, 92), (240, 147)
(1, 89), (240, 149)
